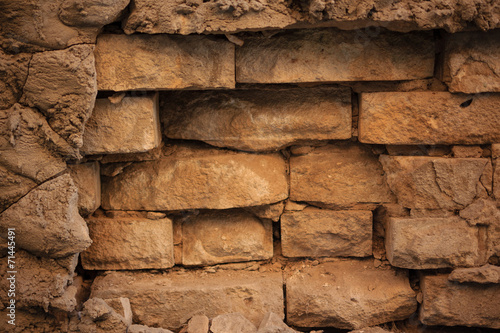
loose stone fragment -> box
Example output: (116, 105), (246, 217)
(257, 312), (298, 333)
(448, 265), (500, 284)
(187, 315), (209, 333)
(210, 313), (257, 333)
(68, 162), (101, 216)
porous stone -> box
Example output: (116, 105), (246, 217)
(181, 210), (273, 266)
(257, 312), (297, 333)
(187, 315), (209, 333)
(281, 208), (372, 258)
(95, 34), (235, 91)
(452, 146), (483, 158)
(290, 143), (394, 208)
(380, 155), (490, 209)
(286, 260), (417, 329)
(81, 217), (174, 270)
(236, 29), (434, 84)
(102, 144), (288, 211)
(58, 0), (130, 26)
(210, 313), (257, 333)
(0, 51), (31, 109)
(245, 202), (285, 222)
(91, 270), (284, 331)
(71, 297), (130, 333)
(359, 92), (500, 145)
(68, 162), (101, 216)
(385, 217), (481, 269)
(449, 264), (500, 284)
(82, 94), (161, 155)
(161, 87), (351, 151)
(420, 274), (500, 328)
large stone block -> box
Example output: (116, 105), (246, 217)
(82, 94), (161, 155)
(95, 34), (235, 91)
(101, 144), (288, 211)
(181, 210), (273, 266)
(161, 87), (351, 151)
(385, 217), (482, 269)
(68, 162), (101, 216)
(420, 274), (500, 328)
(359, 92), (500, 144)
(81, 217), (174, 270)
(281, 208), (372, 258)
(380, 155), (491, 209)
(286, 260), (417, 329)
(290, 143), (394, 208)
(91, 270), (284, 331)
(236, 29), (434, 84)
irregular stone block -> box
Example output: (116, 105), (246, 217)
(58, 0), (130, 26)
(82, 94), (161, 155)
(211, 313), (257, 333)
(380, 155), (491, 209)
(236, 29), (434, 84)
(162, 87), (351, 151)
(281, 208), (372, 258)
(181, 210), (273, 266)
(385, 217), (481, 269)
(359, 92), (500, 145)
(290, 143), (394, 207)
(81, 217), (174, 270)
(102, 144), (288, 211)
(91, 270), (284, 331)
(129, 325), (174, 333)
(95, 34), (235, 91)
(187, 315), (209, 333)
(245, 202), (285, 223)
(0, 51), (31, 109)
(420, 274), (500, 328)
(68, 162), (101, 216)
(286, 260), (417, 329)
(257, 312), (297, 333)
(448, 265), (500, 284)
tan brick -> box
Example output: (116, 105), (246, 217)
(68, 162), (100, 216)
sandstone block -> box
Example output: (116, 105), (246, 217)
(0, 51), (31, 109)
(82, 94), (161, 155)
(236, 29), (434, 84)
(58, 0), (129, 26)
(91, 270), (284, 331)
(81, 217), (174, 270)
(448, 264), (500, 284)
(286, 260), (417, 329)
(102, 144), (288, 211)
(68, 162), (101, 216)
(380, 155), (491, 210)
(95, 34), (235, 91)
(245, 202), (285, 223)
(385, 217), (481, 269)
(420, 274), (500, 328)
(181, 210), (273, 266)
(128, 325), (174, 333)
(281, 208), (372, 258)
(210, 313), (257, 333)
(290, 143), (394, 207)
(187, 315), (209, 333)
(359, 92), (500, 145)
(162, 87), (351, 151)
(257, 312), (297, 333)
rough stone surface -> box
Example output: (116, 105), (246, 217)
(0, 174), (91, 258)
(82, 94), (161, 155)
(449, 264), (500, 284)
(68, 162), (101, 216)
(181, 210), (273, 266)
(0, 308), (64, 333)
(21, 44), (97, 147)
(286, 260), (417, 329)
(70, 297), (130, 333)
(210, 313), (257, 333)
(385, 217), (482, 269)
(91, 270), (284, 331)
(161, 87), (351, 151)
(349, 328), (391, 333)
(95, 34), (235, 91)
(102, 144), (288, 211)
(380, 155), (490, 210)
(236, 29), (434, 84)
(129, 324), (174, 333)
(359, 92), (500, 145)
(187, 315), (209, 333)
(245, 202), (285, 223)
(420, 274), (500, 328)
(452, 145), (483, 158)
(290, 143), (394, 208)
(82, 217), (174, 270)
(0, 51), (31, 109)
(257, 312), (297, 333)
(281, 208), (372, 258)
(58, 0), (130, 27)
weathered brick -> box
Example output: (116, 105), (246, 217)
(281, 208), (372, 258)
(236, 29), (434, 84)
(81, 217), (174, 270)
(359, 92), (500, 145)
(68, 162), (100, 216)
(82, 94), (161, 155)
(95, 34), (234, 91)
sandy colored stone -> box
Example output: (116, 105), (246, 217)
(82, 217), (174, 270)
(452, 145), (483, 158)
(359, 92), (500, 145)
(380, 155), (490, 210)
(349, 328), (391, 333)
(281, 208), (372, 258)
(286, 260), (417, 329)
(257, 312), (297, 333)
(91, 270), (284, 331)
(181, 210), (273, 266)
(70, 297), (130, 333)
(385, 217), (481, 269)
(0, 174), (91, 258)
(420, 274), (500, 328)
(495, 152), (500, 207)
(58, 0), (130, 26)
(245, 202), (284, 223)
(102, 144), (288, 211)
(187, 315), (209, 333)
(162, 87), (351, 151)
(95, 34), (235, 91)
(0, 308), (65, 333)
(82, 94), (161, 155)
(0, 51), (31, 109)
(129, 325), (174, 333)
(290, 143), (394, 208)
(98, 144), (163, 164)
(211, 313), (257, 333)
(449, 264), (500, 284)
(236, 29), (434, 84)
(68, 162), (101, 216)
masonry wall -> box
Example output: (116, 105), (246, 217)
(1, 1), (500, 333)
